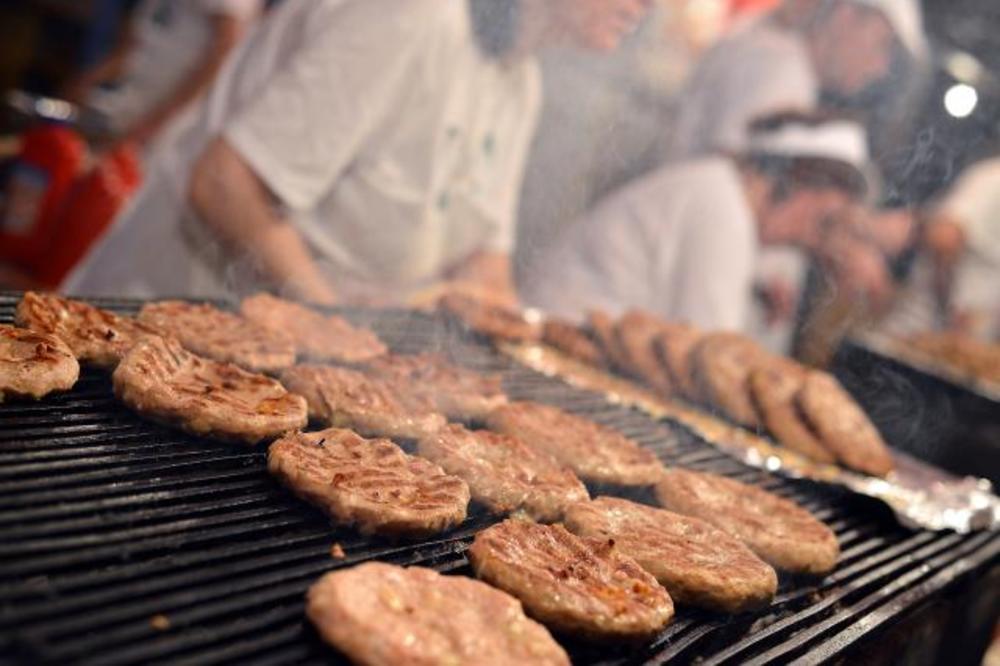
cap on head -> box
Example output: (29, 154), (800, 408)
(747, 115), (869, 171)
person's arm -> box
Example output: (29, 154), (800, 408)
(121, 13), (249, 147)
(189, 137), (337, 304)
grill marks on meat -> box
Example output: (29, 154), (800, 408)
(240, 293), (386, 363)
(486, 402), (664, 486)
(113, 335), (307, 444)
(138, 301), (295, 373)
(0, 325), (79, 401)
(364, 353), (508, 421)
(307, 563), (569, 666)
(655, 468), (839, 575)
(438, 293), (541, 342)
(268, 429), (469, 538)
(690, 333), (767, 428)
(564, 497), (777, 613)
(16, 291), (160, 368)
(749, 364), (836, 465)
(417, 424), (588, 522)
(798, 372), (894, 477)
(280, 365), (446, 439)
(468, 519), (674, 641)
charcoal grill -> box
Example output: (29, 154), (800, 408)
(1, 292), (997, 666)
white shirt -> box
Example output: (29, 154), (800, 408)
(92, 0), (263, 131)
(523, 158), (758, 331)
(68, 0), (540, 301)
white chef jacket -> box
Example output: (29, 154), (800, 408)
(67, 0), (541, 301)
(91, 0), (263, 132)
(522, 158), (758, 331)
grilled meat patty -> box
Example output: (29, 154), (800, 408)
(438, 293), (540, 343)
(586, 310), (632, 372)
(749, 363), (836, 464)
(307, 562), (569, 666)
(364, 353), (508, 421)
(652, 324), (703, 401)
(542, 319), (607, 367)
(16, 291), (160, 368)
(655, 468), (839, 575)
(613, 310), (675, 396)
(0, 325), (79, 401)
(112, 335), (307, 444)
(564, 497), (777, 613)
(485, 402), (664, 486)
(138, 300), (295, 374)
(240, 293), (386, 363)
(280, 364), (446, 439)
(690, 332), (767, 427)
(417, 424), (588, 521)
(797, 371), (894, 477)
(468, 519), (674, 641)
(268, 428), (469, 538)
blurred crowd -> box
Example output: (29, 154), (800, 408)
(0, 0), (998, 362)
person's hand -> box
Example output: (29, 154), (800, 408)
(756, 278), (797, 325)
(821, 233), (894, 311)
(924, 217), (967, 315)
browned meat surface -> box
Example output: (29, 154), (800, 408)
(749, 363), (836, 464)
(652, 324), (703, 400)
(798, 371), (894, 477)
(0, 325), (79, 401)
(468, 519), (674, 641)
(307, 562), (569, 666)
(690, 333), (768, 427)
(564, 497), (777, 613)
(16, 291), (160, 368)
(365, 353), (507, 421)
(486, 402), (664, 486)
(240, 293), (386, 363)
(655, 468), (839, 575)
(280, 364), (446, 439)
(418, 424), (588, 521)
(112, 335), (307, 444)
(542, 319), (607, 367)
(613, 310), (674, 396)
(268, 428), (469, 538)
(138, 300), (295, 373)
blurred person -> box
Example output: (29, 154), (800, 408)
(61, 0), (264, 150)
(925, 158), (1000, 340)
(522, 113), (870, 331)
(64, 0), (654, 305)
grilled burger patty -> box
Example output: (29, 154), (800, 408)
(690, 332), (767, 428)
(749, 363), (836, 465)
(112, 335), (307, 444)
(240, 293), (386, 363)
(485, 402), (664, 486)
(307, 562), (569, 666)
(655, 468), (839, 575)
(279, 364), (446, 439)
(564, 497), (777, 613)
(16, 292), (160, 368)
(613, 310), (675, 396)
(268, 428), (469, 538)
(0, 325), (79, 401)
(798, 371), (894, 477)
(468, 519), (674, 641)
(652, 324), (703, 401)
(138, 301), (296, 374)
(541, 318), (607, 367)
(438, 293), (541, 343)
(417, 424), (589, 522)
(364, 353), (508, 421)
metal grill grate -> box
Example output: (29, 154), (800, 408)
(0, 293), (997, 665)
